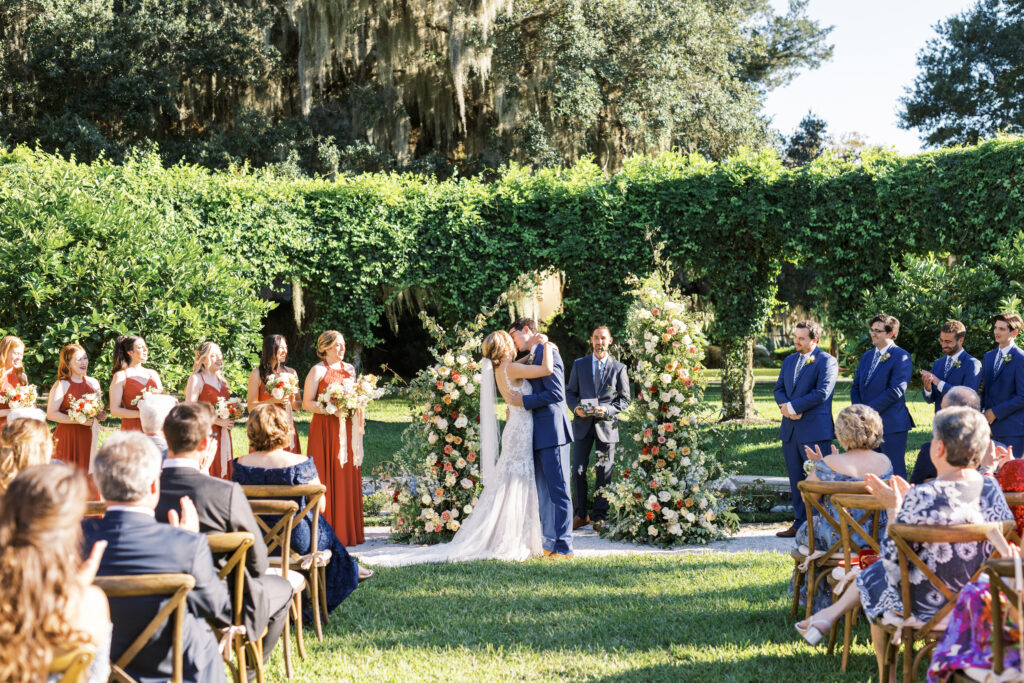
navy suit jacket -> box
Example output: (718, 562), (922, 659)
(521, 343), (573, 450)
(850, 344), (915, 434)
(981, 345), (1024, 439)
(566, 354), (631, 443)
(923, 352), (982, 413)
(773, 346), (838, 444)
(83, 510), (231, 683)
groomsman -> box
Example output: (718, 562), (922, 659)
(920, 320), (982, 413)
(566, 326), (631, 532)
(772, 320), (838, 538)
(850, 314), (914, 478)
(982, 312), (1024, 457)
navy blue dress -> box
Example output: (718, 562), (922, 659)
(232, 457), (359, 612)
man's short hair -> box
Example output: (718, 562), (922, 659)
(994, 312), (1024, 334)
(942, 386), (981, 411)
(795, 320), (822, 342)
(939, 320), (967, 340)
(591, 325), (611, 337)
(94, 432), (161, 502)
(163, 402), (215, 455)
(932, 406), (991, 468)
(509, 317), (537, 334)
(870, 314), (901, 338)
(139, 394), (179, 434)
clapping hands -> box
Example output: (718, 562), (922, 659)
(167, 496), (200, 533)
(803, 443), (839, 461)
(865, 473), (911, 513)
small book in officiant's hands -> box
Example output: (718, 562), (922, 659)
(579, 398), (600, 417)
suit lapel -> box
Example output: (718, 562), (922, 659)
(583, 354), (597, 396)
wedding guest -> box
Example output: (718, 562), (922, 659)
(850, 314), (914, 478)
(920, 320), (982, 414)
(138, 394), (178, 460)
(566, 325), (631, 532)
(247, 335), (302, 454)
(85, 432), (230, 683)
(795, 407), (1013, 683)
(909, 386), (987, 484)
(47, 345), (107, 494)
(0, 465), (111, 683)
(982, 312), (1024, 457)
(302, 330), (365, 546)
(109, 336), (163, 433)
(0, 414), (53, 492)
(772, 320), (839, 537)
(233, 404), (366, 608)
(154, 402), (293, 669)
(185, 342), (235, 479)
(0, 335), (28, 430)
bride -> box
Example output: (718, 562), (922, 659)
(356, 330), (556, 566)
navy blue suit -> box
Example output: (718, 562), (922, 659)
(521, 343), (574, 554)
(981, 344), (1024, 457)
(923, 351), (982, 413)
(83, 510), (231, 683)
(773, 347), (838, 525)
(850, 344), (915, 478)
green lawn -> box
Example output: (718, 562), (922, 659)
(260, 552), (877, 682)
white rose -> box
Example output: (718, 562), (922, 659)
(633, 433), (642, 442)
(682, 335), (692, 345)
(648, 401), (658, 410)
(447, 520), (460, 531)
(445, 473), (456, 486)
(463, 504), (473, 514)
(666, 439), (677, 450)
(686, 511), (696, 522)
(456, 374), (467, 386)
(443, 353), (455, 366)
(444, 382), (454, 392)
(663, 509), (678, 521)
(658, 491), (671, 502)
(660, 373), (673, 385)
(668, 406), (681, 417)
(428, 433), (438, 444)
(435, 418), (449, 430)
(460, 478), (474, 489)
(456, 457), (467, 469)
(439, 366), (451, 377)
(420, 494), (432, 505)
(644, 342), (655, 353)
(669, 476), (678, 485)
(681, 457), (691, 467)
(660, 392), (671, 402)
(454, 416), (468, 428)
(272, 388), (284, 400)
(449, 390), (459, 400)
(674, 393), (684, 403)
(450, 508), (460, 518)
(424, 522), (435, 533)
(668, 523), (683, 536)
(646, 494), (658, 505)
(688, 397), (698, 405)
(457, 354), (468, 365)
(647, 525), (659, 537)
(464, 383), (475, 395)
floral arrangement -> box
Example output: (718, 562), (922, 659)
(3, 384), (38, 409)
(264, 373), (300, 401)
(67, 392), (104, 425)
(316, 374), (385, 418)
(130, 386), (160, 407)
(215, 396), (246, 421)
(601, 271), (738, 546)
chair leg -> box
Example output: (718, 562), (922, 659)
(293, 594), (307, 659)
(237, 636), (247, 683)
(791, 564), (805, 619)
(318, 566), (328, 628)
(841, 608), (854, 671)
(903, 632), (914, 682)
(310, 569), (323, 642)
(282, 603), (293, 679)
(826, 617), (838, 655)
(805, 565), (817, 620)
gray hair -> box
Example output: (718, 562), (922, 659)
(932, 406), (991, 468)
(942, 386), (981, 411)
(139, 394), (178, 434)
(94, 432), (161, 502)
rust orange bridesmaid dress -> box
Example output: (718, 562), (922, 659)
(54, 378), (101, 499)
(258, 379), (302, 454)
(307, 361), (364, 546)
(0, 367), (23, 431)
(198, 377), (234, 480)
(120, 375), (158, 432)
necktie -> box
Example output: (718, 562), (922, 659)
(866, 350), (881, 382)
(995, 351), (1005, 375)
(943, 355), (953, 378)
(793, 354), (806, 383)
(595, 360), (606, 389)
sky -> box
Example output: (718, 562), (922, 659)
(764, 0), (978, 153)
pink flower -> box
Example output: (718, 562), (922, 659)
(657, 436), (666, 444)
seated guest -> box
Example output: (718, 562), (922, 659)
(0, 412), (54, 491)
(795, 407), (1013, 682)
(909, 386), (993, 484)
(85, 432), (231, 683)
(154, 402), (292, 671)
(232, 404), (365, 614)
(138, 394), (178, 460)
(0, 465), (111, 683)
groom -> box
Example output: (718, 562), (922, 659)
(509, 317), (574, 558)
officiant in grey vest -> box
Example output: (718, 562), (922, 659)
(566, 326), (631, 531)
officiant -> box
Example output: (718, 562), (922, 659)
(566, 325), (631, 532)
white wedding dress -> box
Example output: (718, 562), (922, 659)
(357, 365), (543, 566)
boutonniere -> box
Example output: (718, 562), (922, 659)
(526, 353), (535, 364)
(1004, 354), (1012, 364)
(880, 352), (891, 363)
(805, 355), (815, 365)
(952, 359), (961, 369)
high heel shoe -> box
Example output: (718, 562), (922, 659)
(795, 618), (833, 646)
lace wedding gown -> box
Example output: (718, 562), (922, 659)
(358, 371), (543, 566)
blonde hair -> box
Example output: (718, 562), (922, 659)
(0, 337), (26, 385)
(247, 404), (294, 452)
(316, 331), (344, 360)
(191, 341), (226, 385)
(835, 404), (884, 451)
(0, 419), (53, 493)
(482, 331), (515, 365)
(56, 344), (86, 381)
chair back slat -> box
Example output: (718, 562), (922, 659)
(983, 558), (1024, 676)
(797, 480), (869, 556)
(1003, 491), (1024, 507)
(206, 532), (253, 620)
(832, 493), (887, 557)
(48, 645), (96, 683)
(85, 501), (106, 518)
(243, 484), (326, 566)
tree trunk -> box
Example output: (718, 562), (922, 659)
(720, 336), (756, 420)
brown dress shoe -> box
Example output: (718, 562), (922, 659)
(572, 515), (590, 531)
(591, 520), (606, 532)
(775, 525), (799, 538)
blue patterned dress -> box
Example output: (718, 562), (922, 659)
(232, 457), (359, 612)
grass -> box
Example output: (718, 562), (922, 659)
(259, 552), (878, 682)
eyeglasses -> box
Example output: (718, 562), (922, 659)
(869, 328), (887, 334)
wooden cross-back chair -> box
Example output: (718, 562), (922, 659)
(791, 480), (869, 619)
(47, 645), (96, 683)
(93, 573), (195, 683)
(976, 557), (1024, 681)
(85, 501), (106, 518)
(882, 520), (1017, 683)
(243, 483), (330, 640)
(206, 531), (265, 683)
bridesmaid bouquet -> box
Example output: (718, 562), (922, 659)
(130, 387), (160, 406)
(316, 374), (385, 418)
(4, 384), (38, 409)
(215, 396), (246, 421)
(67, 392), (104, 425)
(265, 373), (300, 401)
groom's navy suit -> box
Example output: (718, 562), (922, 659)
(773, 346), (837, 527)
(981, 344), (1024, 457)
(522, 342), (574, 555)
(922, 350), (982, 414)
(850, 343), (914, 478)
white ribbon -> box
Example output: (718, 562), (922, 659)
(218, 625), (248, 662)
(217, 425), (232, 475)
(880, 611), (926, 646)
(299, 549), (333, 570)
(798, 549), (827, 573)
(87, 419), (100, 474)
(830, 564), (862, 596)
(337, 408), (366, 468)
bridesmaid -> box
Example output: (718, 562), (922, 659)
(247, 334), (302, 454)
(303, 330), (364, 546)
(109, 335), (163, 432)
(0, 335), (28, 430)
(46, 344), (107, 498)
(185, 341), (235, 480)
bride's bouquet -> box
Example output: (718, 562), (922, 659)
(265, 373), (299, 401)
(215, 396), (246, 421)
(4, 384), (38, 409)
(316, 374), (385, 419)
(68, 392), (104, 425)
(130, 387), (160, 407)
